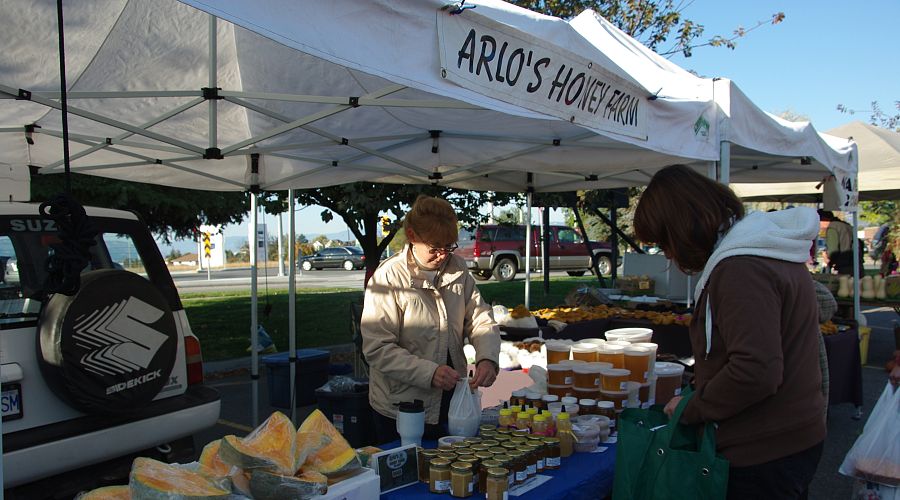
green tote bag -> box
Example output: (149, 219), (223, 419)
(612, 390), (729, 500)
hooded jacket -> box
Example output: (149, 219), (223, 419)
(361, 246), (500, 425)
(680, 207), (827, 467)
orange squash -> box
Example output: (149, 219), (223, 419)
(75, 485), (130, 500)
(298, 409), (361, 476)
(129, 457), (231, 499)
(198, 440), (232, 478)
(219, 411), (299, 475)
(249, 469), (328, 499)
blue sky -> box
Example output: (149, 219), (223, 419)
(181, 0), (898, 250)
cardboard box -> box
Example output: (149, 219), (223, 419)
(322, 468), (380, 499)
(622, 254), (691, 300)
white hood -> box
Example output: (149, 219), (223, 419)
(693, 207), (819, 357)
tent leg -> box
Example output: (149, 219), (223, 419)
(208, 14), (217, 150)
(542, 206), (550, 295)
(524, 190), (532, 309)
(250, 193), (259, 427)
(288, 190), (297, 425)
(852, 211), (861, 327)
(719, 141), (731, 184)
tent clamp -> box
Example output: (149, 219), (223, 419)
(341, 137), (349, 145)
(800, 156), (812, 165)
(332, 160), (338, 166)
(16, 89), (31, 100)
(430, 130), (441, 153)
(585, 174), (598, 181)
(204, 147), (224, 159)
(155, 159), (162, 164)
(428, 171), (443, 180)
(105, 137), (113, 145)
(201, 87), (222, 100)
(249, 153), (260, 194)
(24, 124), (40, 145)
(552, 139), (561, 146)
(348, 96), (360, 107)
(648, 88), (662, 101)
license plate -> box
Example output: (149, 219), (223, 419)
(2, 383), (22, 421)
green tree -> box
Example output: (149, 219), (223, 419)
(165, 248), (183, 261)
(30, 173), (249, 243)
(508, 0), (783, 57)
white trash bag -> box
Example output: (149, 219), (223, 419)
(839, 383), (900, 487)
(447, 378), (481, 437)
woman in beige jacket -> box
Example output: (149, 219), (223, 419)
(362, 195), (501, 443)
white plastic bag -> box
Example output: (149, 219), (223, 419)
(840, 383), (900, 487)
(447, 378), (480, 437)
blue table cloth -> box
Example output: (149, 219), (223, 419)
(379, 440), (616, 499)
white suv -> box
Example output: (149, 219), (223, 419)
(1, 202), (220, 497)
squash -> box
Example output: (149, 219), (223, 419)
(129, 457), (231, 500)
(198, 440), (232, 478)
(249, 469), (328, 499)
(298, 409), (361, 476)
(75, 485), (130, 500)
(218, 411), (299, 474)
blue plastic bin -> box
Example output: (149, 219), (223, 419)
(262, 349), (330, 408)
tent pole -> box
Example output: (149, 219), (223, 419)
(250, 193), (259, 427)
(707, 161), (717, 181)
(208, 15), (217, 150)
(719, 141), (731, 184)
(277, 212), (285, 277)
(288, 190), (297, 425)
(542, 206), (550, 295)
(852, 211), (861, 327)
(525, 189), (533, 309)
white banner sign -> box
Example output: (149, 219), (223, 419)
(437, 10), (648, 140)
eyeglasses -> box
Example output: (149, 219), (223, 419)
(426, 243), (458, 255)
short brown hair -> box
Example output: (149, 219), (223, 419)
(633, 165), (744, 273)
(404, 195), (458, 246)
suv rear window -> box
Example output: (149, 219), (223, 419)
(494, 226), (526, 242)
(0, 217), (150, 328)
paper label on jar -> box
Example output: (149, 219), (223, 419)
(675, 387), (682, 396)
(503, 492), (509, 500)
(469, 481), (474, 493)
(620, 381), (628, 390)
(435, 479), (450, 492)
(527, 464), (536, 475)
(516, 470), (527, 482)
(537, 458), (545, 470)
(610, 418), (616, 427)
(594, 377), (601, 386)
(644, 371), (649, 380)
(564, 376), (573, 384)
(546, 456), (561, 467)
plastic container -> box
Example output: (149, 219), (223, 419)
(545, 342), (571, 365)
(263, 349), (330, 407)
(558, 359), (586, 367)
(546, 364), (573, 386)
(599, 367), (631, 391)
(604, 327), (653, 343)
(578, 398), (597, 414)
(561, 396), (578, 407)
(638, 381), (652, 406)
(541, 394), (559, 406)
(571, 343), (599, 362)
(547, 384), (574, 399)
(654, 362), (685, 406)
(579, 338), (607, 348)
(624, 346), (652, 383)
(315, 379), (375, 448)
(572, 364), (603, 389)
(596, 344), (625, 368)
(601, 381), (641, 410)
(632, 342), (658, 377)
(606, 340), (632, 347)
(572, 387), (601, 401)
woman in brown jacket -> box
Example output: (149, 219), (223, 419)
(633, 165), (826, 499)
(362, 195), (500, 443)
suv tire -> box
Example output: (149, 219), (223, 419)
(342, 260), (355, 271)
(472, 270), (492, 281)
(301, 261), (312, 271)
(493, 258), (517, 282)
(37, 269), (178, 414)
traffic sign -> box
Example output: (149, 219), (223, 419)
(202, 232), (211, 259)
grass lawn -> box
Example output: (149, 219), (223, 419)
(182, 276), (602, 361)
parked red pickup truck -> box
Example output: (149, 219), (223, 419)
(456, 224), (613, 281)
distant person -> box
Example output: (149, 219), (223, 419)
(635, 165), (825, 499)
(818, 210), (861, 275)
(871, 224), (898, 276)
(361, 195), (500, 444)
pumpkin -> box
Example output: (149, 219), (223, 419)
(75, 485), (130, 499)
(129, 457), (231, 500)
(198, 440), (232, 478)
(218, 411), (299, 474)
(298, 409), (361, 476)
(249, 469), (328, 499)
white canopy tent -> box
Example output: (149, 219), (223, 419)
(0, 1), (859, 481)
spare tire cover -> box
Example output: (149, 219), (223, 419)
(38, 269), (178, 414)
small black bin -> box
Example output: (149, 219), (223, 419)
(315, 380), (375, 448)
(262, 349), (330, 408)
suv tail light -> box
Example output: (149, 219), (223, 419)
(473, 245), (480, 257)
(184, 335), (204, 385)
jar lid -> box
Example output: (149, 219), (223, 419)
(573, 364), (603, 374)
(474, 451), (493, 459)
(511, 389), (526, 397)
(597, 401), (615, 409)
(431, 458), (451, 468)
(585, 362), (614, 371)
(421, 448), (441, 456)
(451, 461), (472, 472)
(624, 346), (651, 355)
(597, 344), (625, 353)
(510, 405), (522, 413)
(654, 362), (686, 376)
(541, 394), (559, 402)
(526, 408), (538, 416)
(517, 412), (529, 419)
(525, 391), (542, 399)
(579, 398), (597, 406)
(499, 409), (512, 416)
(487, 467), (509, 478)
(547, 363), (571, 372)
(542, 437), (560, 444)
(571, 343), (599, 352)
(533, 414), (547, 422)
(561, 396), (578, 405)
(557, 412), (570, 420)
(482, 459), (503, 467)
(599, 368), (630, 377)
